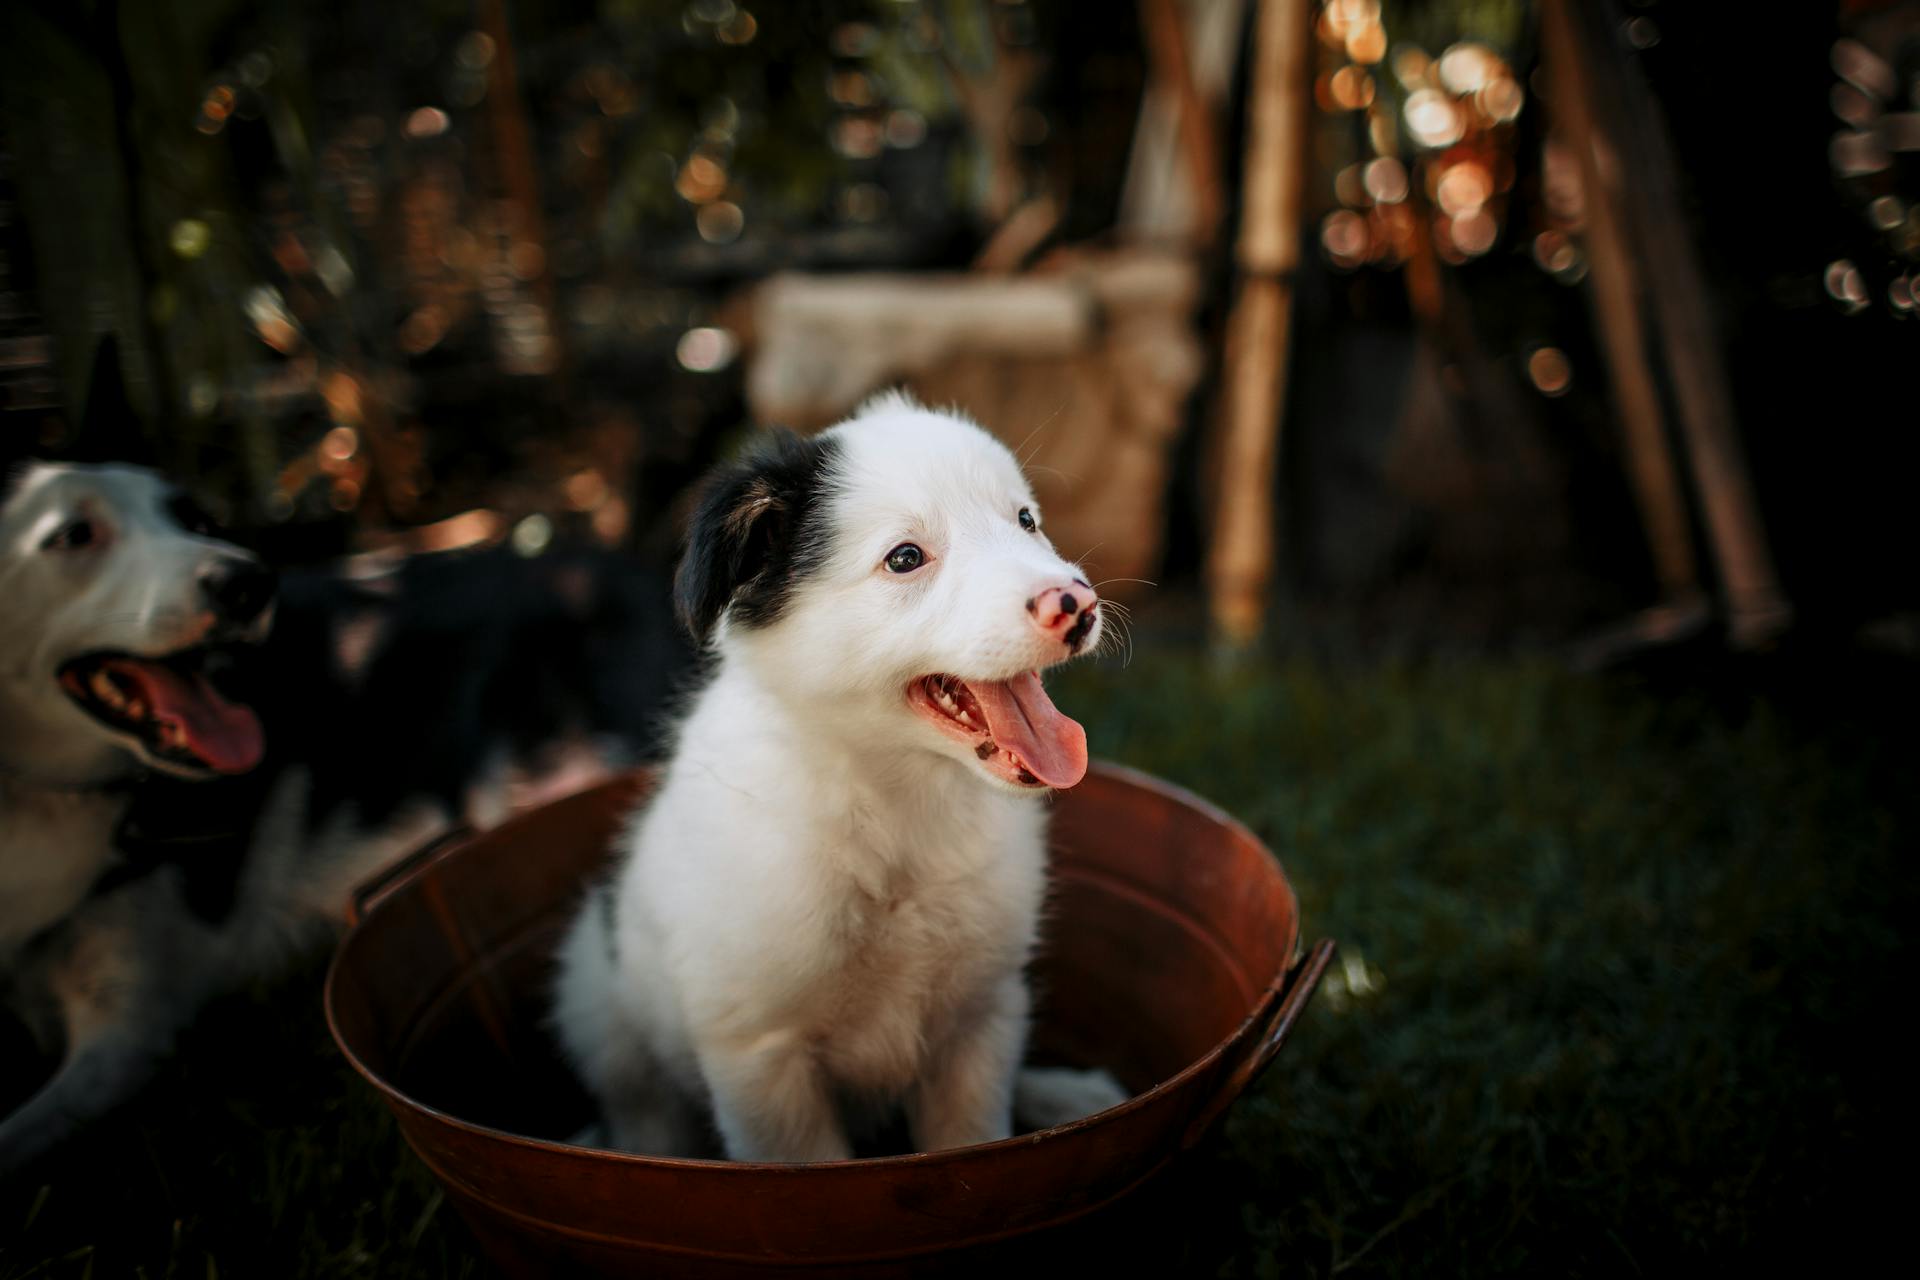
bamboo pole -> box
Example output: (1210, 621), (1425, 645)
(1206, 0), (1312, 647)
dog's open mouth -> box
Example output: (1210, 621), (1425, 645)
(57, 650), (264, 776)
(908, 672), (1088, 789)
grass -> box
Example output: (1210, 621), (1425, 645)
(3, 643), (1914, 1276)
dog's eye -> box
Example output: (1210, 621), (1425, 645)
(1018, 507), (1037, 532)
(884, 543), (925, 574)
(43, 519), (96, 552)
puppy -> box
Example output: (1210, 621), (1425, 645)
(551, 394), (1122, 1163)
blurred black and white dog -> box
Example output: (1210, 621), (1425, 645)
(0, 353), (688, 1175)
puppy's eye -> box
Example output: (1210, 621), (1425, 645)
(884, 543), (925, 574)
(43, 519), (96, 552)
(1018, 507), (1037, 532)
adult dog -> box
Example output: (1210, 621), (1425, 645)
(0, 453), (689, 1176)
(551, 394), (1125, 1162)
(0, 458), (297, 1171)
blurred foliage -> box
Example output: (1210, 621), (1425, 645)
(0, 1), (1047, 552)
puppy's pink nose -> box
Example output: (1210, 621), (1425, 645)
(1027, 579), (1098, 640)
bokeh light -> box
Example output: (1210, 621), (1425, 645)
(696, 201), (744, 243)
(1825, 259), (1870, 312)
(1346, 22), (1386, 66)
(675, 326), (738, 371)
(1435, 161), (1492, 217)
(1391, 46), (1430, 90)
(1335, 163), (1370, 208)
(320, 426), (359, 465)
(169, 219), (212, 260)
(511, 513), (553, 557)
(1363, 156), (1408, 204)
(404, 107), (450, 139)
(1527, 347), (1572, 396)
(1330, 65), (1376, 110)
(676, 154), (728, 202)
(1404, 89), (1464, 148)
(1321, 209), (1370, 268)
(1478, 76), (1525, 124)
(1449, 208), (1497, 256)
(1437, 43), (1497, 96)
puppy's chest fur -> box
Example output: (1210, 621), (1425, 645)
(635, 754), (1047, 1097)
(802, 806), (1041, 1088)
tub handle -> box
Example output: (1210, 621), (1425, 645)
(346, 824), (474, 926)
(1182, 938), (1336, 1150)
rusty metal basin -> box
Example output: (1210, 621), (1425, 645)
(325, 762), (1332, 1276)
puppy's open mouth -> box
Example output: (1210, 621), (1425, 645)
(57, 650), (264, 776)
(908, 672), (1088, 789)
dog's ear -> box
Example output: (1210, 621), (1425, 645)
(673, 428), (840, 643)
(69, 334), (157, 467)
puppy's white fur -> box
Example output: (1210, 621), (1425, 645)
(552, 396), (1123, 1161)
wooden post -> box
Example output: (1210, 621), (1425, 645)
(1543, 0), (1791, 650)
(1137, 0), (1226, 250)
(1538, 0), (1701, 609)
(1206, 0), (1311, 648)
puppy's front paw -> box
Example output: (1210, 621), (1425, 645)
(1013, 1066), (1130, 1131)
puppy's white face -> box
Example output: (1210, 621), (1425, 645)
(0, 463), (273, 780)
(677, 397), (1102, 792)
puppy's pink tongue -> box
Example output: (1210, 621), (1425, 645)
(103, 658), (265, 774)
(971, 671), (1088, 789)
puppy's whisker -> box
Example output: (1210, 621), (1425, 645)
(1013, 400), (1069, 469)
(1113, 616), (1136, 667)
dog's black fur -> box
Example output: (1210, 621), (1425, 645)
(108, 544), (692, 925)
(674, 428), (843, 642)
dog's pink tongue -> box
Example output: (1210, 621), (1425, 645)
(972, 671), (1088, 789)
(103, 658), (265, 774)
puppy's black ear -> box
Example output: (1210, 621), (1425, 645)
(673, 429), (840, 643)
(70, 334), (157, 467)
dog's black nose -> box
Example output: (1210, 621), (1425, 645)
(201, 558), (277, 625)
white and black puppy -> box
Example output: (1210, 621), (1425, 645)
(551, 393), (1123, 1163)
